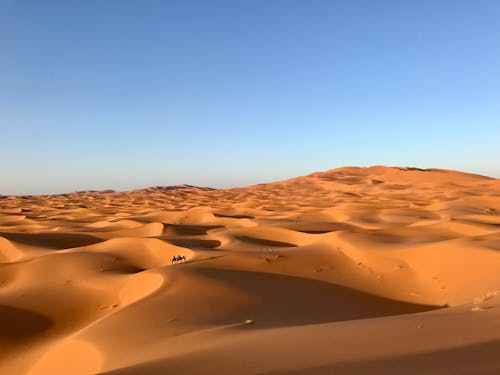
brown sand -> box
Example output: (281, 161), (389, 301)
(0, 166), (499, 374)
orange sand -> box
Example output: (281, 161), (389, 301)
(0, 166), (499, 374)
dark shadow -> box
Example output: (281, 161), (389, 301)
(102, 310), (491, 375)
(161, 238), (221, 249)
(182, 268), (443, 328)
(275, 222), (356, 234)
(378, 184), (411, 190)
(162, 224), (224, 236)
(106, 265), (147, 274)
(236, 236), (297, 248)
(214, 213), (255, 219)
(0, 232), (104, 250)
(0, 305), (52, 341)
(263, 340), (500, 374)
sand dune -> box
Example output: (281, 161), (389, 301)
(0, 166), (499, 374)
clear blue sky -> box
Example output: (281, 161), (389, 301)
(1, 0), (499, 195)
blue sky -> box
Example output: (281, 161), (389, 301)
(1, 0), (499, 195)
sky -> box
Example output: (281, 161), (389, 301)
(1, 0), (499, 195)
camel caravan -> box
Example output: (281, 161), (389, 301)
(171, 255), (186, 264)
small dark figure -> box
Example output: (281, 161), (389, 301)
(172, 255), (186, 264)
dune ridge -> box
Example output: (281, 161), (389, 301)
(0, 166), (499, 374)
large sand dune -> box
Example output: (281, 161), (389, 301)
(0, 166), (499, 374)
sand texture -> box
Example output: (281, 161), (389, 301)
(0, 166), (499, 374)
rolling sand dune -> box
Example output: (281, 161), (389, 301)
(0, 166), (499, 374)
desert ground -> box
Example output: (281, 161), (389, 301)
(0, 166), (499, 374)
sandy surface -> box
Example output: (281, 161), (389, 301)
(0, 166), (499, 374)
